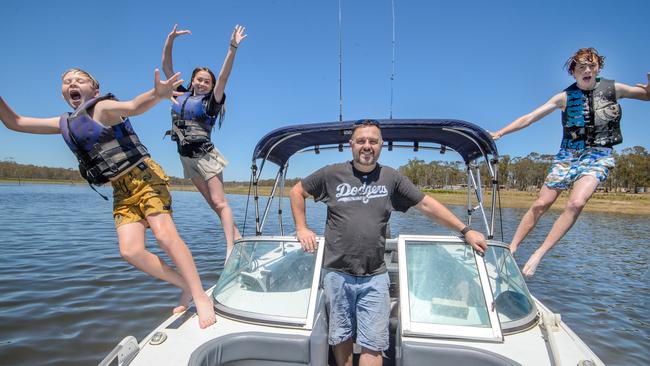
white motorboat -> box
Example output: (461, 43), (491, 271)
(101, 119), (603, 366)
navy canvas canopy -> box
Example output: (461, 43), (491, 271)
(252, 119), (498, 166)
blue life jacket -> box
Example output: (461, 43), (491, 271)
(167, 92), (217, 149)
(561, 78), (622, 149)
(59, 94), (149, 185)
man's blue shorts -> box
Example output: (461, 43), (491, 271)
(322, 269), (390, 352)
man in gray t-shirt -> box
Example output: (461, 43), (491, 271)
(289, 120), (487, 366)
(301, 160), (424, 276)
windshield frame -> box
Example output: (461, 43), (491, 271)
(483, 241), (539, 333)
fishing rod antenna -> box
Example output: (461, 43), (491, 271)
(338, 0), (343, 122)
(389, 0), (395, 119)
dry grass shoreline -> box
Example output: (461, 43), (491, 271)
(3, 178), (648, 215)
(216, 185), (650, 216)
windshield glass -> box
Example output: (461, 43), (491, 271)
(484, 245), (535, 323)
(406, 241), (490, 327)
(213, 239), (317, 319)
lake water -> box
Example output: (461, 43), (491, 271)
(0, 184), (648, 365)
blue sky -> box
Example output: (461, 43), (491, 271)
(1, 0), (648, 181)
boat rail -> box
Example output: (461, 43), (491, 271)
(98, 335), (139, 366)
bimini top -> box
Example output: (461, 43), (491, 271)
(252, 119), (498, 166)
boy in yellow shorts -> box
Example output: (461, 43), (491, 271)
(113, 159), (173, 228)
(0, 68), (216, 328)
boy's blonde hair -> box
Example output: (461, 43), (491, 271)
(61, 68), (100, 90)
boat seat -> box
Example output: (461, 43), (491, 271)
(188, 294), (329, 366)
(188, 332), (313, 366)
(385, 238), (400, 299)
(384, 299), (400, 365)
(400, 341), (522, 366)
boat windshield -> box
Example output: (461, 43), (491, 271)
(398, 236), (502, 340)
(405, 241), (491, 327)
(484, 244), (537, 329)
(212, 238), (321, 323)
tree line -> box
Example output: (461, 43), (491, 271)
(2, 146), (648, 191)
(398, 146), (650, 192)
(0, 159), (302, 188)
(0, 159), (193, 186)
(0, 160), (82, 182)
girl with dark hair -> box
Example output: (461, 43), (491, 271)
(162, 24), (246, 258)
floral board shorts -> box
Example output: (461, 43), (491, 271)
(544, 147), (615, 190)
(179, 147), (229, 181)
(111, 158), (172, 228)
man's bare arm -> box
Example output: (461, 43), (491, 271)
(289, 182), (318, 252)
(415, 195), (487, 253)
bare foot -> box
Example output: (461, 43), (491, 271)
(521, 251), (544, 278)
(509, 243), (519, 255)
(172, 288), (192, 314)
(194, 293), (216, 329)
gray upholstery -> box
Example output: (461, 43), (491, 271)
(188, 332), (310, 366)
(188, 292), (329, 366)
(400, 341), (521, 366)
(309, 292), (329, 365)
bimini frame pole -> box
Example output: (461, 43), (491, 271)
(489, 159), (499, 239)
(468, 166), (492, 238)
(466, 163), (473, 227)
(253, 162), (261, 235)
(277, 162), (289, 236)
(258, 166), (285, 235)
(443, 127), (498, 237)
(241, 162), (257, 237)
(253, 132), (302, 235)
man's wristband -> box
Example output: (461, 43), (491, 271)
(460, 225), (472, 236)
(230, 43), (238, 49)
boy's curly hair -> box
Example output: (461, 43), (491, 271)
(564, 48), (605, 75)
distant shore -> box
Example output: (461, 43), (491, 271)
(2, 178), (648, 215)
(189, 184), (650, 216)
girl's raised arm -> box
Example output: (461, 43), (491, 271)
(162, 24), (191, 79)
(213, 25), (247, 102)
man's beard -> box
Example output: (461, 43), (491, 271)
(355, 151), (377, 166)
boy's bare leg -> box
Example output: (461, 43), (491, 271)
(117, 220), (191, 309)
(509, 185), (563, 254)
(522, 176), (599, 277)
(146, 213), (216, 328)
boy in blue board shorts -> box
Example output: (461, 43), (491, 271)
(492, 48), (650, 277)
